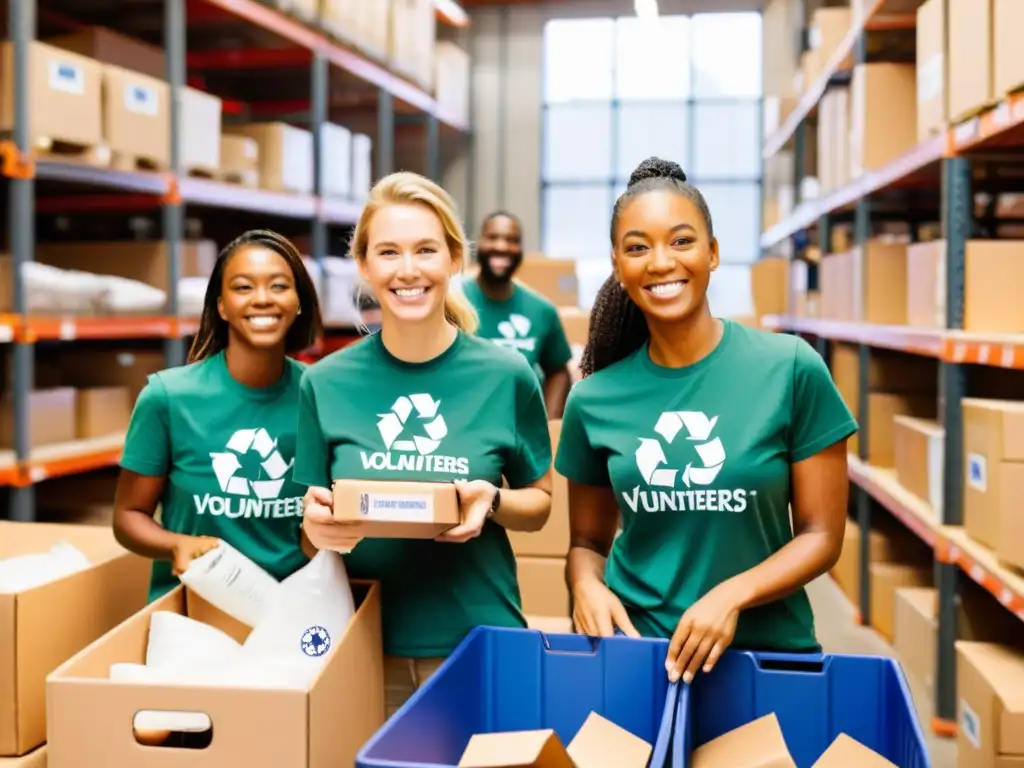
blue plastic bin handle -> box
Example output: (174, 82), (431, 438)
(540, 631), (601, 655)
(752, 650), (827, 674)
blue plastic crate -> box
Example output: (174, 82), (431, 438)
(357, 626), (681, 768)
(674, 650), (930, 767)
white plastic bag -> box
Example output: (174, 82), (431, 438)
(145, 610), (243, 673)
(0, 540), (92, 593)
(97, 275), (167, 314)
(177, 539), (280, 627)
(240, 550), (355, 684)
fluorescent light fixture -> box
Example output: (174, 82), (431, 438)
(634, 0), (659, 19)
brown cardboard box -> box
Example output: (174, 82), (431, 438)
(808, 7), (852, 70)
(0, 745), (47, 767)
(568, 713), (652, 768)
(517, 557), (570, 619)
(869, 561), (932, 642)
(46, 26), (165, 80)
(751, 257), (789, 318)
(962, 398), (1024, 550)
(459, 730), (574, 768)
(850, 64), (918, 175)
(965, 240), (1024, 333)
(0, 522), (148, 756)
(55, 348), (166, 401)
(994, 0), (1024, 96)
(100, 64), (170, 169)
(509, 421), (568, 558)
(0, 388), (76, 451)
(35, 239), (216, 295)
(332, 479), (460, 540)
(557, 308), (590, 348)
(75, 386), (131, 439)
(226, 122), (313, 194)
(916, 0), (947, 141)
(46, 582), (384, 768)
(907, 240), (946, 328)
(691, 713), (796, 767)
(526, 615), (573, 634)
(516, 258), (578, 307)
(948, 0), (994, 121)
(955, 642), (1024, 766)
(864, 394), (937, 468)
(852, 242), (908, 325)
(812, 735), (895, 767)
(0, 42), (103, 152)
(435, 41), (470, 127)
(998, 463), (1024, 572)
(893, 416), (944, 518)
(219, 134), (260, 186)
(817, 87), (851, 192)
(894, 587), (940, 693)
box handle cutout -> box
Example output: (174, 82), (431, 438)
(132, 710), (213, 750)
(754, 653), (825, 674)
(540, 631), (600, 655)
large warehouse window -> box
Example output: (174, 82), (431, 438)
(541, 12), (764, 313)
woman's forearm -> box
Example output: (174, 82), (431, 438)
(113, 509), (182, 561)
(493, 486), (551, 533)
(566, 542), (609, 589)
(721, 530), (839, 611)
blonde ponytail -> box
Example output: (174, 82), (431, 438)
(444, 289), (479, 334)
(350, 172), (477, 333)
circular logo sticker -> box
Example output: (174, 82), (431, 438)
(300, 625), (331, 658)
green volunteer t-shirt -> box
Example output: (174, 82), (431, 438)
(555, 320), (857, 652)
(292, 331), (551, 658)
(462, 279), (574, 381)
(120, 350), (309, 603)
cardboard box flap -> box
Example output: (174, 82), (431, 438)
(957, 641), (1024, 755)
(458, 730), (574, 768)
(892, 415), (944, 438)
(690, 713), (797, 768)
(567, 713), (651, 768)
(0, 521), (127, 565)
(898, 586), (939, 619)
(811, 733), (896, 767)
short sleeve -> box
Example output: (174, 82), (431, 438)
(120, 376), (171, 477)
(539, 305), (574, 374)
(291, 372), (331, 488)
(790, 339), (858, 463)
(504, 368), (553, 488)
(554, 387), (610, 487)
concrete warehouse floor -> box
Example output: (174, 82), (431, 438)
(809, 575), (956, 767)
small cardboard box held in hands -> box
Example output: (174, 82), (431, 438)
(332, 479), (461, 543)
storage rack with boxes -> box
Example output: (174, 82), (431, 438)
(755, 0), (1024, 760)
(0, 0), (472, 523)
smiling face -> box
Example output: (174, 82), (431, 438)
(612, 188), (718, 325)
(477, 214), (523, 284)
(217, 244), (301, 350)
(359, 202), (459, 325)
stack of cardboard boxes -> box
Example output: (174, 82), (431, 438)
(0, 522), (150, 768)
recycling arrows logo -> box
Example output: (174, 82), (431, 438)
(377, 393), (447, 455)
(497, 313), (531, 340)
(635, 411), (726, 489)
(210, 428), (294, 500)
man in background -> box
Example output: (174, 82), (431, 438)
(462, 211), (573, 418)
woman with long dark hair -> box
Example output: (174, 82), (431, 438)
(113, 229), (324, 602)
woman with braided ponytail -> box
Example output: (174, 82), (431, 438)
(557, 157), (857, 686)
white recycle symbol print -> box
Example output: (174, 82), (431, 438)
(210, 428), (294, 500)
(497, 313), (531, 340)
(377, 394), (447, 455)
(635, 411), (726, 489)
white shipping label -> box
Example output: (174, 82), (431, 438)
(960, 699), (981, 750)
(125, 83), (159, 116)
(917, 54), (944, 103)
(360, 492), (434, 523)
(967, 452), (987, 493)
(49, 60), (84, 95)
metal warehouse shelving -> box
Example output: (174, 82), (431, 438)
(759, 0), (1024, 739)
(3, 0), (471, 521)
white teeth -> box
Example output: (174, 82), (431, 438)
(248, 316), (279, 328)
(394, 288), (427, 297)
(649, 281), (685, 296)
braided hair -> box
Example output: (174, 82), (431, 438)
(579, 157), (714, 379)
